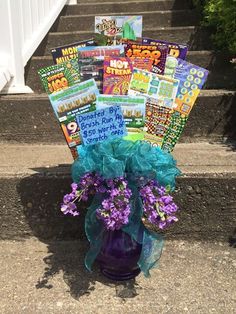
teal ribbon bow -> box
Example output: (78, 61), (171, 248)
(72, 139), (180, 276)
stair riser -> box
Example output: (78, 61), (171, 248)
(63, 0), (191, 15)
(0, 93), (235, 143)
(0, 176), (235, 241)
(55, 11), (199, 32)
(35, 27), (212, 57)
(25, 53), (236, 93)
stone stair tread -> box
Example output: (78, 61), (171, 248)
(55, 11), (199, 32)
(49, 25), (196, 36)
(1, 89), (234, 99)
(38, 26), (212, 53)
(60, 9), (194, 17)
(63, 0), (190, 14)
(0, 237), (235, 312)
(0, 142), (235, 177)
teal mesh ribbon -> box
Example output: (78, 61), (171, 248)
(72, 139), (181, 276)
(122, 183), (164, 277)
(84, 195), (105, 272)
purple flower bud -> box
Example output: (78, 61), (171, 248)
(71, 183), (78, 191)
(67, 202), (77, 211)
(63, 194), (73, 204)
(160, 195), (173, 204)
(61, 204), (69, 214)
(158, 186), (166, 196)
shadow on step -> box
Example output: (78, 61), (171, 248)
(17, 165), (236, 244)
(35, 240), (141, 300)
(17, 165), (85, 241)
(16, 164), (236, 299)
(229, 228), (236, 248)
(16, 167), (141, 299)
(222, 91), (236, 150)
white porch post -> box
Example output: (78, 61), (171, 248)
(0, 0), (33, 94)
(0, 0), (69, 94)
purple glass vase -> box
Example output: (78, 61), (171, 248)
(96, 229), (142, 281)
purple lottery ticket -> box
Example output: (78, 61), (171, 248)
(142, 38), (188, 60)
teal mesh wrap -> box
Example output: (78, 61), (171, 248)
(72, 139), (181, 276)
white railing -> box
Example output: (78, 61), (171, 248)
(0, 0), (76, 94)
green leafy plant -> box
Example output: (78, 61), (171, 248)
(192, 0), (236, 54)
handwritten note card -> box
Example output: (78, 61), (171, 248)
(77, 105), (127, 146)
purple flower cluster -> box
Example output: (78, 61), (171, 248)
(139, 180), (179, 229)
(61, 173), (132, 231)
(61, 173), (104, 216)
(61, 172), (178, 230)
(61, 182), (80, 216)
(96, 177), (132, 231)
(78, 172), (105, 201)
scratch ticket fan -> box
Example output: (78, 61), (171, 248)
(78, 45), (124, 59)
(96, 94), (146, 141)
(38, 59), (80, 94)
(48, 79), (99, 158)
(95, 16), (142, 45)
(78, 45), (124, 92)
(144, 101), (173, 147)
(125, 43), (168, 74)
(142, 38), (188, 60)
(130, 57), (153, 71)
(165, 58), (209, 116)
(51, 39), (95, 64)
(77, 105), (127, 146)
(128, 68), (179, 109)
(103, 57), (133, 95)
(161, 58), (209, 152)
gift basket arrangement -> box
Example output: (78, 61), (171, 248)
(38, 16), (209, 280)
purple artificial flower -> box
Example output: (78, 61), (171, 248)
(61, 204), (70, 214)
(159, 221), (167, 229)
(159, 216), (178, 229)
(61, 202), (79, 216)
(160, 203), (178, 215)
(160, 195), (173, 204)
(110, 188), (120, 198)
(63, 194), (73, 204)
(139, 180), (179, 230)
(97, 185), (107, 194)
(106, 179), (115, 188)
(158, 186), (166, 196)
(61, 171), (179, 232)
(61, 172), (103, 217)
(71, 183), (78, 191)
(96, 177), (132, 230)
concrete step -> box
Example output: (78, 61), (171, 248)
(54, 11), (199, 32)
(35, 27), (213, 56)
(0, 142), (235, 241)
(63, 0), (191, 15)
(0, 90), (235, 144)
(25, 51), (236, 93)
(0, 238), (235, 312)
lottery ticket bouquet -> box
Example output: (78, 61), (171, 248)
(61, 108), (180, 280)
(38, 15), (209, 282)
